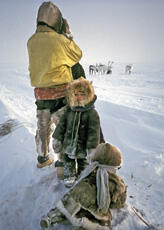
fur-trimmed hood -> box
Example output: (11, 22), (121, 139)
(67, 77), (95, 107)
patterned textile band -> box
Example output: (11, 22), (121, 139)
(34, 84), (68, 100)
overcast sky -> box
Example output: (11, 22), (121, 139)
(0, 0), (164, 65)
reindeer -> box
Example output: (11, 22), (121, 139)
(106, 61), (114, 74)
(125, 64), (133, 75)
(98, 61), (114, 75)
(97, 63), (106, 75)
(89, 64), (98, 75)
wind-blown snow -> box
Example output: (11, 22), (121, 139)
(0, 62), (164, 230)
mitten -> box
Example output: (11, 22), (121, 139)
(52, 139), (62, 153)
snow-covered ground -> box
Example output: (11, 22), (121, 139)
(0, 62), (164, 230)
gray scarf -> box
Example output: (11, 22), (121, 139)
(72, 161), (120, 214)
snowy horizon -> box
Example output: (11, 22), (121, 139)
(1, 0), (164, 64)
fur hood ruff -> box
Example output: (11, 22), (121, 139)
(67, 77), (95, 107)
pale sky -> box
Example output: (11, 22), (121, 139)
(0, 0), (164, 65)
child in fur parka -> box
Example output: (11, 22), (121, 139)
(40, 142), (127, 230)
(52, 77), (101, 187)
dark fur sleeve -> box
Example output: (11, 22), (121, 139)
(71, 62), (86, 79)
(86, 109), (100, 149)
(52, 110), (67, 143)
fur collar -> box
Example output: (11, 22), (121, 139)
(70, 95), (96, 112)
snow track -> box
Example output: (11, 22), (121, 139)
(0, 63), (164, 230)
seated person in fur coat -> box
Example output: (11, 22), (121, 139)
(40, 142), (127, 230)
(52, 77), (102, 187)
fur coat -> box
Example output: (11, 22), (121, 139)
(53, 78), (100, 159)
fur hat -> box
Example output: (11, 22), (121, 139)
(67, 77), (95, 107)
(92, 143), (122, 167)
(37, 2), (63, 33)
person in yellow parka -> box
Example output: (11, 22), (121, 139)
(27, 1), (82, 168)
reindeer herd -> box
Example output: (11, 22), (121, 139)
(89, 61), (133, 75)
